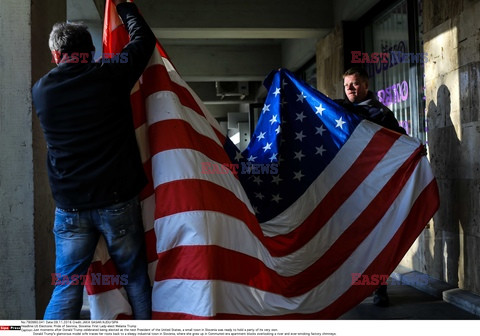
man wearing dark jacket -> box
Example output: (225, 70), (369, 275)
(32, 0), (156, 319)
(335, 67), (406, 308)
(336, 67), (406, 135)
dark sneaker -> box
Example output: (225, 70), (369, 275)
(373, 285), (389, 307)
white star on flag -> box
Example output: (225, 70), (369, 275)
(293, 170), (305, 181)
(256, 131), (266, 141)
(315, 104), (326, 116)
(271, 194), (282, 203)
(296, 92), (307, 103)
(271, 174), (283, 185)
(262, 104), (271, 114)
(269, 115), (278, 125)
(296, 112), (306, 122)
(253, 176), (262, 185)
(294, 150), (306, 161)
(234, 151), (244, 161)
(315, 125), (326, 136)
(295, 131), (306, 142)
(315, 145), (326, 156)
(255, 192), (265, 200)
(335, 116), (346, 129)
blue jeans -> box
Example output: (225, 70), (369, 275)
(44, 197), (151, 320)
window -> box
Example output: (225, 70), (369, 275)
(362, 0), (425, 140)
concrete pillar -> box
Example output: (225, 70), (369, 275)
(315, 24), (344, 99)
(282, 39), (317, 72)
(418, 0), (480, 295)
(31, 0), (66, 319)
(0, 0), (36, 319)
(0, 0), (66, 320)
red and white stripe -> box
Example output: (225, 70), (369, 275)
(85, 0), (439, 320)
(149, 121), (438, 319)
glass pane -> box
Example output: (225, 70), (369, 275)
(364, 0), (425, 140)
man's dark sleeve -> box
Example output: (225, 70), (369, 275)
(334, 98), (371, 119)
(381, 110), (407, 134)
(365, 105), (407, 134)
(334, 98), (407, 134)
(115, 3), (156, 86)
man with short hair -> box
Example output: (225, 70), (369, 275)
(336, 67), (406, 307)
(32, 0), (156, 319)
(337, 66), (406, 135)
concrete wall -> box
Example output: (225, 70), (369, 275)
(31, 0), (66, 318)
(317, 0), (480, 296)
(400, 0), (480, 295)
(0, 0), (36, 319)
(282, 39), (317, 73)
(315, 24), (344, 99)
(0, 0), (64, 319)
(333, 0), (382, 22)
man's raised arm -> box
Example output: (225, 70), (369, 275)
(113, 0), (156, 86)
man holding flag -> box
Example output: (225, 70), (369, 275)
(32, 0), (155, 319)
(335, 66), (408, 307)
(33, 0), (439, 320)
(336, 67), (407, 135)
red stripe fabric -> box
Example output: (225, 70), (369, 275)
(318, 180), (440, 319)
(144, 228), (157, 263)
(141, 65), (205, 118)
(265, 128), (401, 254)
(139, 158), (153, 201)
(85, 0), (440, 320)
(153, 145), (426, 297)
(131, 89), (147, 129)
(148, 119), (231, 164)
(85, 260), (122, 295)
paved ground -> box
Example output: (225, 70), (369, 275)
(81, 282), (479, 320)
(340, 282), (479, 320)
(81, 267), (480, 321)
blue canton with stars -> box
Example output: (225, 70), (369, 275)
(224, 68), (363, 222)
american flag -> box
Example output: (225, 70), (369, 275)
(84, 0), (440, 319)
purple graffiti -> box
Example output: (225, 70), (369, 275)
(377, 80), (409, 106)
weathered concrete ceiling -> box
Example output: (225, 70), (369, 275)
(74, 0), (334, 117)
(135, 0), (333, 31)
(68, 0), (102, 21)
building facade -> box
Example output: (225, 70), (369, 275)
(1, 0), (479, 318)
(317, 0), (480, 297)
